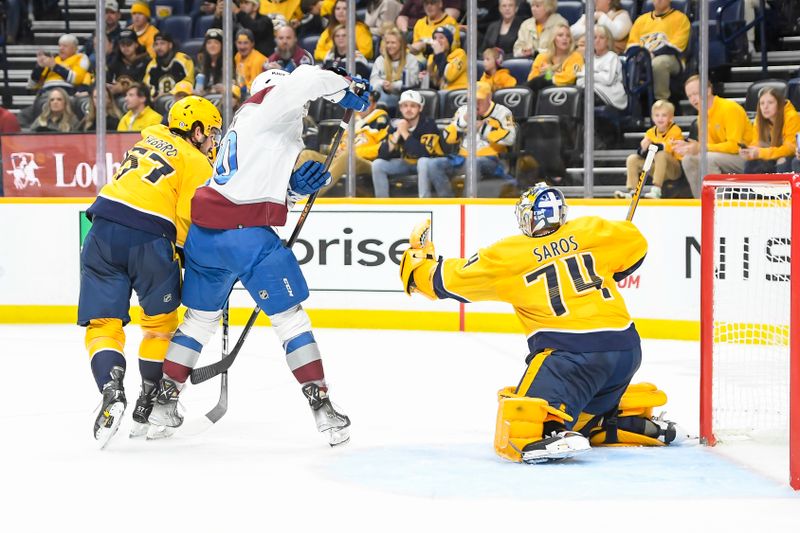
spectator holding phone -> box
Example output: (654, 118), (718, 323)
(738, 87), (800, 173)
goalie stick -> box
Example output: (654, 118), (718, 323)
(626, 143), (659, 222)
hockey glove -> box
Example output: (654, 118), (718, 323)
(290, 160), (331, 196)
(337, 76), (371, 112)
(399, 219), (438, 296)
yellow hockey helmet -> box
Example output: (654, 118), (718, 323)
(168, 95), (222, 138)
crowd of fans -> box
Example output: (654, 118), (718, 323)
(1, 0), (799, 198)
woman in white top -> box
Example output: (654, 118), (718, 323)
(576, 25), (627, 110)
(570, 0), (632, 54)
(365, 0), (404, 36)
(369, 26), (420, 110)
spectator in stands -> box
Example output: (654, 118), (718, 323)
(108, 30), (150, 97)
(739, 87), (800, 174)
(130, 1), (159, 58)
(260, 0), (303, 28)
(365, 0), (404, 37)
(143, 33), (196, 99)
(396, 0), (463, 32)
(235, 29), (269, 95)
(480, 47), (517, 92)
(0, 106), (22, 134)
(418, 81), (517, 197)
(299, 90), (389, 194)
(372, 90), (445, 198)
(266, 25), (314, 72)
(526, 23), (583, 95)
(570, 0), (631, 54)
(28, 34), (91, 95)
(576, 25), (626, 110)
(674, 75), (751, 198)
(87, 30), (116, 74)
(410, 0), (460, 57)
(232, 0), (277, 57)
(617, 99), (684, 199)
(30, 87), (80, 133)
(428, 26), (467, 90)
(315, 0), (375, 61)
(80, 85), (123, 132)
(199, 0), (219, 17)
(513, 0), (568, 58)
(298, 0), (326, 38)
(195, 28), (225, 96)
(322, 25), (372, 79)
(171, 81), (194, 102)
(370, 26), (420, 110)
(626, 0), (689, 102)
(117, 82), (163, 132)
(482, 0), (524, 56)
(84, 0), (123, 68)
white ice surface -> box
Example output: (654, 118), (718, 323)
(1, 325), (798, 532)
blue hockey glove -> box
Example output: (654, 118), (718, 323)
(290, 160), (331, 195)
(337, 76), (371, 112)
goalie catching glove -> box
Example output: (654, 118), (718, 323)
(399, 219), (439, 296)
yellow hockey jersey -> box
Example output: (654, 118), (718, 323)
(414, 216), (647, 353)
(335, 107), (390, 161)
(626, 8), (690, 55)
(87, 124), (213, 247)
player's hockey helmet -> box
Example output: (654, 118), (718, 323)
(515, 182), (568, 238)
(250, 68), (289, 95)
(168, 95), (222, 139)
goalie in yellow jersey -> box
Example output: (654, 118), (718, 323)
(78, 95), (222, 448)
(400, 183), (685, 464)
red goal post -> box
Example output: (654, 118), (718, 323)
(700, 173), (800, 490)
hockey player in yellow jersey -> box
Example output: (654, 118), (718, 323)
(400, 183), (684, 463)
(79, 96), (222, 448)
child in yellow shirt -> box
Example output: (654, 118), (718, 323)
(479, 48), (517, 92)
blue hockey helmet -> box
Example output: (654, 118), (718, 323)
(515, 182), (568, 238)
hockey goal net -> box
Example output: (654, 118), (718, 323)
(700, 173), (800, 490)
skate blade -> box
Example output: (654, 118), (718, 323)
(146, 424), (177, 440)
(95, 402), (125, 450)
(129, 420), (149, 438)
(327, 427), (350, 447)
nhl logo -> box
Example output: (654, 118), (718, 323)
(163, 293), (172, 303)
(259, 290), (269, 300)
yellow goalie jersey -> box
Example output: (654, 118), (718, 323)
(86, 124), (213, 248)
(420, 217), (647, 354)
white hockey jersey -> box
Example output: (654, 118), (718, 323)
(191, 65), (350, 229)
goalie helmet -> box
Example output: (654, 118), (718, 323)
(515, 182), (568, 238)
(250, 68), (289, 95)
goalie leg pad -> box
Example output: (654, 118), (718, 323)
(138, 310), (178, 383)
(494, 387), (574, 462)
(86, 318), (127, 390)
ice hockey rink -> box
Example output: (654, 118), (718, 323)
(1, 324), (798, 532)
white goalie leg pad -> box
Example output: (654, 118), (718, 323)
(179, 308), (223, 346)
(269, 304), (312, 343)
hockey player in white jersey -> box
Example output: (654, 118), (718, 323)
(148, 65), (370, 445)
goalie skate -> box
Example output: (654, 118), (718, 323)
(93, 366), (127, 450)
(302, 383), (351, 447)
(146, 378), (183, 440)
(520, 431), (591, 464)
(129, 380), (156, 438)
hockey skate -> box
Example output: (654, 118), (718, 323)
(129, 380), (156, 438)
(94, 366), (127, 450)
(146, 378), (183, 440)
(520, 431), (591, 464)
(302, 383), (351, 447)
(650, 412), (690, 444)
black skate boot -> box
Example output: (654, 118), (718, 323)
(93, 366), (127, 449)
(146, 378), (183, 440)
(302, 383), (351, 447)
(129, 379), (156, 438)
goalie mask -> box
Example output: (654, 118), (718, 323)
(515, 183), (568, 238)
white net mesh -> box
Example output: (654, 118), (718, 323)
(712, 184), (791, 443)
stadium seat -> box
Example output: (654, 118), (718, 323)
(788, 79), (800, 111)
(154, 0), (185, 18)
(158, 15), (192, 46)
(493, 87), (533, 120)
(503, 58), (533, 86)
(416, 89), (440, 121)
(557, 1), (583, 25)
(440, 89), (468, 121)
(189, 0), (204, 16)
(744, 79), (788, 114)
(71, 94), (91, 121)
(623, 46), (655, 123)
(179, 38), (204, 60)
(535, 86), (583, 165)
(521, 116), (566, 183)
(153, 94), (177, 116)
(301, 34), (320, 55)
(372, 34), (381, 59)
(193, 15), (216, 39)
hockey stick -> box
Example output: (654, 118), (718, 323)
(189, 105), (359, 387)
(626, 144), (659, 222)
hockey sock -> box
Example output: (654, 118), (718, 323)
(91, 351), (126, 391)
(162, 330), (203, 386)
(139, 311), (178, 385)
(284, 331), (327, 391)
